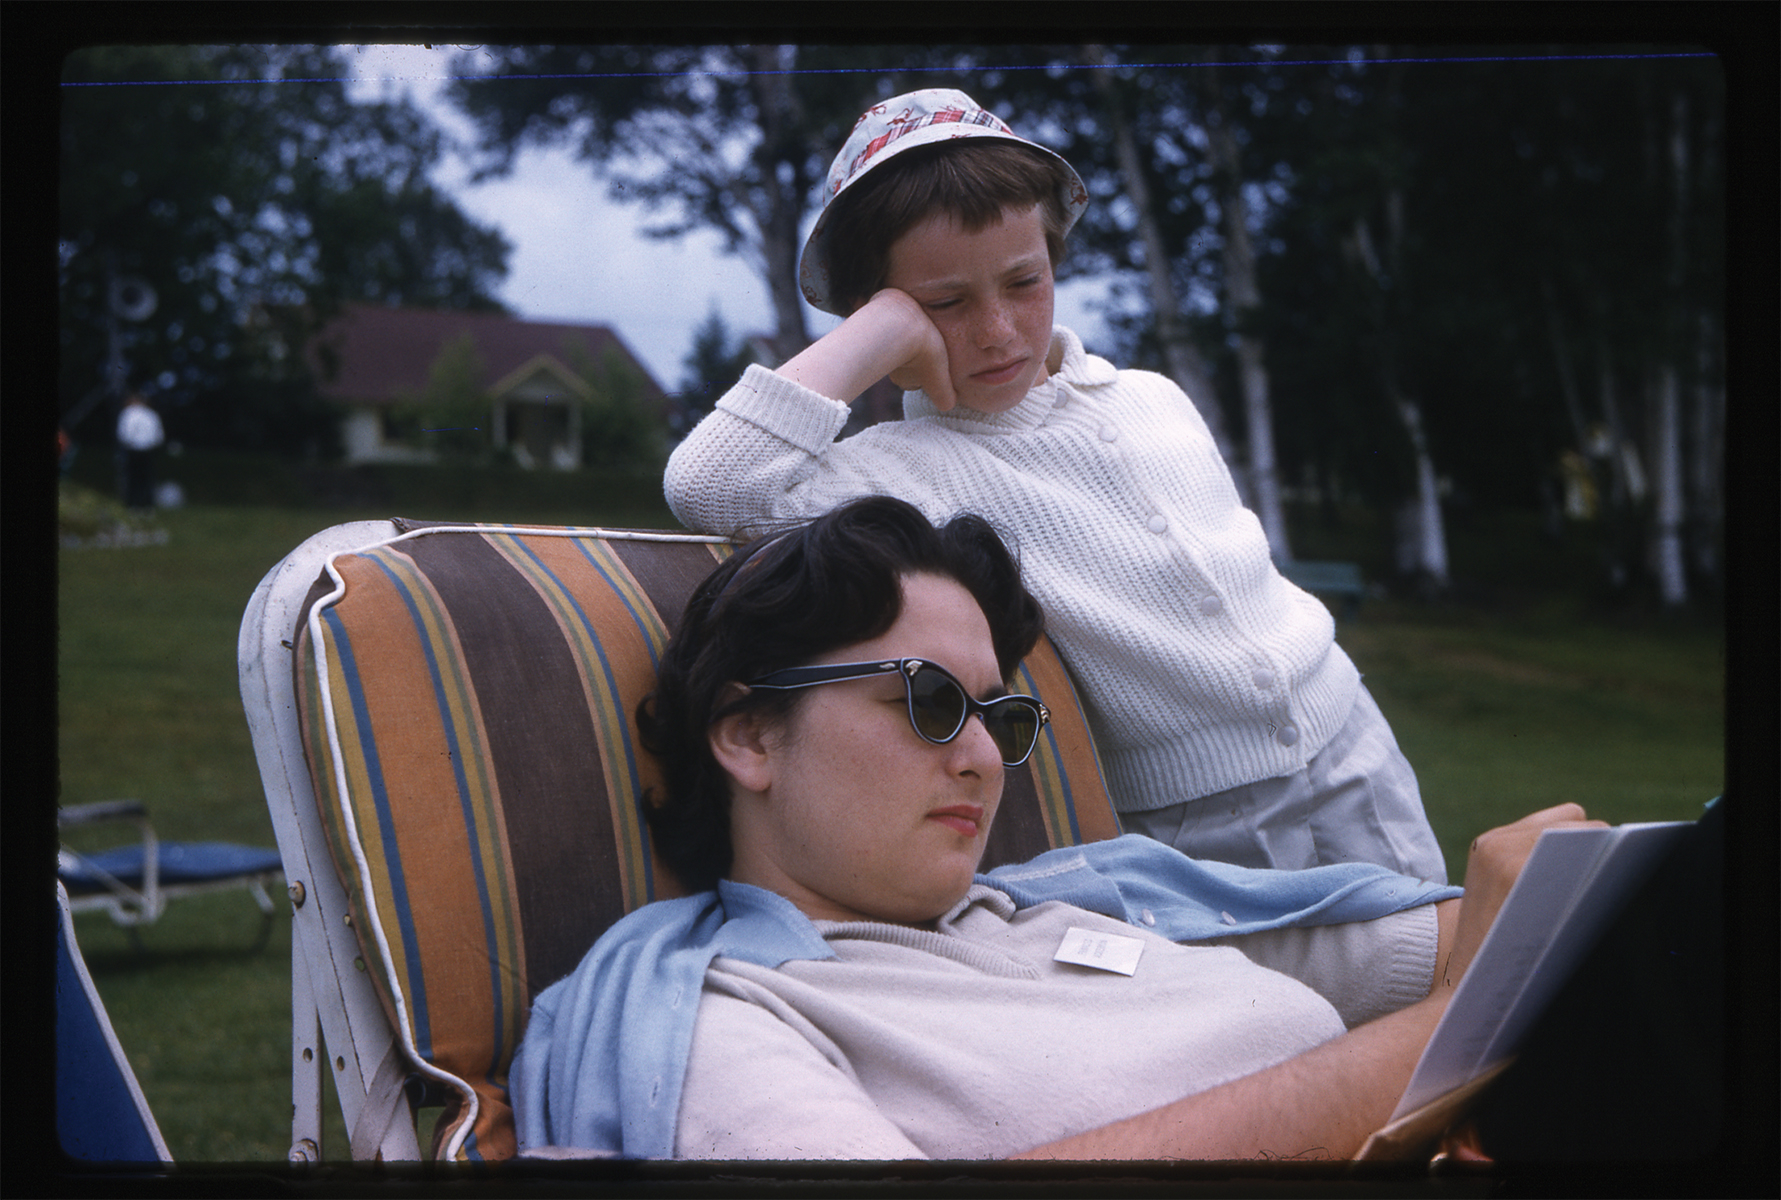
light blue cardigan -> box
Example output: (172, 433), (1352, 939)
(508, 834), (1460, 1159)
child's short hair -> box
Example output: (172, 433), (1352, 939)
(819, 140), (1078, 314)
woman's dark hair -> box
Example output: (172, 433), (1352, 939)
(822, 140), (1076, 314)
(637, 495), (1043, 892)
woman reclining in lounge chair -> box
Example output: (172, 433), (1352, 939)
(509, 495), (1599, 1160)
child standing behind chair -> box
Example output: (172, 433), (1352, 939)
(664, 89), (1446, 882)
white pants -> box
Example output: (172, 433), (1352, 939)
(1120, 686), (1449, 883)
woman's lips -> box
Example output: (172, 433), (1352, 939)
(927, 805), (984, 837)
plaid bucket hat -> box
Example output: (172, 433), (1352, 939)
(798, 88), (1089, 315)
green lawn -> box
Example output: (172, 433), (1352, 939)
(57, 499), (1723, 1161)
(1339, 613), (1723, 880)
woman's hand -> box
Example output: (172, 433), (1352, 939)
(774, 288), (957, 411)
(1439, 803), (1607, 990)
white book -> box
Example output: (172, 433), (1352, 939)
(1390, 819), (1691, 1121)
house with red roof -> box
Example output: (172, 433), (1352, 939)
(309, 305), (667, 469)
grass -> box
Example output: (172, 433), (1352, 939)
(1338, 609), (1723, 879)
(56, 490), (1723, 1162)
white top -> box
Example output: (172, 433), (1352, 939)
(663, 327), (1361, 810)
(674, 885), (1439, 1159)
(116, 403), (164, 451)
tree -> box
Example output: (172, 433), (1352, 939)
(449, 45), (929, 366)
(563, 343), (670, 470)
(1222, 44), (1724, 604)
(1401, 46), (1725, 604)
(675, 307), (760, 434)
(59, 44), (511, 455)
(449, 42), (1723, 604)
(395, 333), (491, 462)
(1338, 50), (1453, 593)
(1194, 53), (1293, 561)
(948, 45), (1264, 521)
(1077, 46), (1244, 486)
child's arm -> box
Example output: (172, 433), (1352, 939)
(777, 289), (959, 411)
(665, 289), (954, 536)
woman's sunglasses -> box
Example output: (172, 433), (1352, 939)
(746, 658), (1050, 767)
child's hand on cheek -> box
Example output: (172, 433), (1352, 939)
(877, 298), (956, 412)
(776, 288), (955, 410)
(860, 289), (955, 411)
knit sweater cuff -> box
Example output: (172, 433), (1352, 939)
(1377, 902), (1443, 1017)
(715, 364), (851, 457)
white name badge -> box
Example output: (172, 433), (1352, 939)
(1053, 926), (1146, 976)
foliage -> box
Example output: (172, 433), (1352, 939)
(59, 45), (512, 457)
(448, 44), (978, 361)
(57, 478), (164, 545)
(449, 42), (1724, 605)
(675, 307), (760, 432)
(963, 44), (1724, 602)
(563, 343), (671, 470)
(392, 333), (497, 462)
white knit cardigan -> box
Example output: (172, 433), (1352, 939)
(663, 326), (1361, 811)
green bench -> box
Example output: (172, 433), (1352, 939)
(1275, 559), (1366, 621)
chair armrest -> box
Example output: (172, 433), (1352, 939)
(59, 800), (149, 828)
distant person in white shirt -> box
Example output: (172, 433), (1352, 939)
(116, 392), (164, 511)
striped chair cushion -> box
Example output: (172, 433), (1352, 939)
(294, 521), (1119, 1162)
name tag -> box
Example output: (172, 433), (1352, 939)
(1054, 926), (1146, 976)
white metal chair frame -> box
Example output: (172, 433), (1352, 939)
(240, 519), (418, 1163)
(238, 519), (731, 1163)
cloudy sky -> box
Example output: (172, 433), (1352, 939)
(342, 43), (1112, 392)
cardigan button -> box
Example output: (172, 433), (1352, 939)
(1198, 595), (1223, 617)
(1099, 424), (1118, 442)
(1147, 514), (1168, 534)
(1253, 667), (1275, 690)
(1275, 723), (1300, 748)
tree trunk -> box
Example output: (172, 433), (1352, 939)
(1202, 75), (1291, 561)
(1081, 47), (1245, 496)
(1596, 337), (1648, 508)
(1689, 312), (1723, 583)
(1650, 363), (1688, 606)
(1540, 276), (1591, 450)
(1650, 87), (1690, 607)
(745, 44), (812, 364)
(1353, 212), (1450, 592)
(1233, 334), (1290, 562)
(1392, 393), (1450, 592)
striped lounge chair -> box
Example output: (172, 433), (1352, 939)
(239, 519), (1123, 1163)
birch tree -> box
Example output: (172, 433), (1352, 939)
(1348, 206), (1450, 591)
(1078, 46), (1243, 478)
(1648, 88), (1693, 607)
(1530, 54), (1723, 605)
(1197, 57), (1292, 560)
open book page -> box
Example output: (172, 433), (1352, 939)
(1390, 820), (1690, 1121)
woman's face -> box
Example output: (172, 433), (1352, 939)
(721, 572), (1008, 926)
